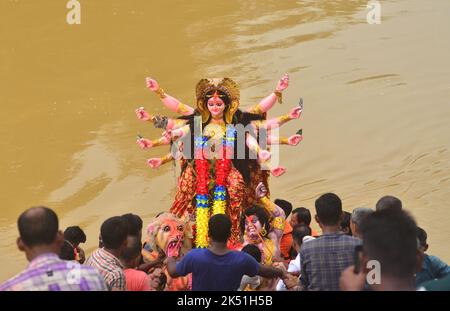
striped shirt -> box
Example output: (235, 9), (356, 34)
(300, 232), (361, 291)
(0, 253), (107, 291)
(85, 248), (126, 291)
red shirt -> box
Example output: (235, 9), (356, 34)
(279, 221), (293, 260)
(124, 269), (151, 291)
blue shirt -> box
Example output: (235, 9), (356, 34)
(416, 254), (450, 286)
(176, 248), (260, 291)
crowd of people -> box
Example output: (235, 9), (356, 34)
(1, 193), (449, 291)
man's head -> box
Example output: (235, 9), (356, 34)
(100, 216), (128, 252)
(274, 199), (293, 219)
(121, 213), (143, 240)
(360, 209), (422, 286)
(120, 235), (142, 268)
(241, 244), (262, 263)
(59, 240), (76, 261)
(17, 206), (64, 261)
(290, 207), (311, 227)
(314, 193), (343, 228)
(292, 224), (312, 252)
(350, 207), (373, 239)
(417, 227), (428, 253)
(63, 226), (86, 248)
(375, 195), (402, 212)
(209, 214), (232, 243)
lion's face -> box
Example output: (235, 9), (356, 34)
(156, 219), (185, 257)
(147, 213), (192, 258)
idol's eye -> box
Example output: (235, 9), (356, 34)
(163, 226), (170, 232)
(177, 225), (184, 231)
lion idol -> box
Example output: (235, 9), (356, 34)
(135, 75), (303, 249)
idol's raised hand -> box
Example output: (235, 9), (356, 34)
(135, 107), (151, 121)
(137, 138), (153, 149)
(255, 182), (268, 199)
(271, 166), (286, 177)
(147, 158), (163, 168)
(287, 134), (303, 146)
(289, 106), (302, 119)
(145, 77), (160, 92)
(275, 73), (289, 92)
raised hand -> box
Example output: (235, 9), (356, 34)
(147, 158), (163, 168)
(289, 106), (302, 119)
(137, 138), (153, 149)
(135, 107), (151, 121)
(287, 134), (303, 146)
(275, 73), (289, 92)
(271, 166), (286, 177)
(255, 182), (268, 199)
(145, 77), (160, 91)
(258, 149), (271, 162)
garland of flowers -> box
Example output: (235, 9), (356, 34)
(212, 127), (235, 215)
(194, 127), (236, 247)
(194, 136), (209, 248)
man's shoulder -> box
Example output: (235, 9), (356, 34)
(341, 235), (362, 245)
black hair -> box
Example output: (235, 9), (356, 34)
(64, 226), (86, 245)
(360, 209), (418, 279)
(340, 211), (352, 236)
(157, 273), (167, 291)
(292, 224), (312, 247)
(100, 216), (128, 249)
(18, 206), (59, 247)
(241, 244), (262, 263)
(417, 227), (427, 247)
(315, 193), (342, 226)
(208, 214), (232, 243)
(121, 213), (143, 237)
(375, 195), (402, 212)
(274, 199), (293, 218)
(121, 236), (142, 262)
(240, 206), (270, 238)
(59, 240), (76, 261)
(292, 207), (311, 225)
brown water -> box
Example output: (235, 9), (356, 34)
(1, 0), (449, 281)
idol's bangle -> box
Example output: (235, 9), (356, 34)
(154, 87), (167, 99)
(274, 90), (282, 104)
(161, 153), (174, 164)
(260, 197), (276, 214)
(272, 217), (285, 231)
(279, 114), (291, 123)
(280, 137), (289, 145)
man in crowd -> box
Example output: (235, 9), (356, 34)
(0, 206), (106, 291)
(350, 207), (373, 239)
(340, 209), (423, 291)
(375, 195), (402, 212)
(275, 198), (293, 261)
(63, 226), (87, 263)
(416, 227), (450, 286)
(300, 193), (361, 290)
(290, 207), (319, 237)
(85, 216), (128, 291)
(121, 236), (151, 291)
